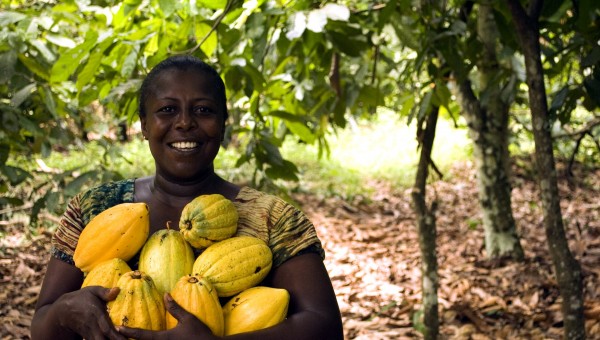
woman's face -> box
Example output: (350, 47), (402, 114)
(140, 68), (225, 182)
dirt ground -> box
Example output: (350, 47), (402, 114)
(1, 161), (599, 339)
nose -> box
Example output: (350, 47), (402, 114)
(174, 108), (196, 130)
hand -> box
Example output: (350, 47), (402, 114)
(117, 293), (218, 340)
(55, 286), (126, 340)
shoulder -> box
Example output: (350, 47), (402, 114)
(234, 186), (290, 207)
(234, 186), (312, 228)
(80, 179), (135, 202)
(78, 179), (136, 224)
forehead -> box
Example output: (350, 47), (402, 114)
(152, 67), (218, 91)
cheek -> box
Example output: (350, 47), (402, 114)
(202, 120), (223, 138)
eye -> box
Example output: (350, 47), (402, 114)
(194, 106), (216, 115)
(158, 105), (177, 113)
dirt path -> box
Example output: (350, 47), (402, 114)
(1, 162), (599, 339)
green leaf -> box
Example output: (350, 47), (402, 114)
(399, 94), (415, 117)
(1, 165), (32, 186)
(550, 86), (569, 113)
(391, 18), (420, 51)
(268, 110), (316, 143)
(144, 33), (160, 56)
(0, 51), (18, 83)
(77, 38), (113, 91)
(197, 0), (227, 10)
(376, 1), (397, 32)
(259, 138), (283, 166)
(417, 89), (433, 123)
(581, 45), (600, 68)
(104, 79), (143, 101)
(265, 159), (299, 181)
(120, 47), (138, 77)
(241, 64), (266, 93)
(583, 76), (600, 108)
(327, 30), (368, 57)
(39, 85), (58, 118)
(45, 34), (77, 48)
(30, 39), (56, 63)
(433, 80), (452, 108)
(17, 54), (50, 81)
(18, 112), (44, 135)
(10, 83), (36, 107)
(158, 0), (177, 17)
(0, 11), (27, 26)
(44, 190), (61, 214)
(64, 170), (99, 197)
(124, 95), (139, 121)
(51, 30), (99, 83)
(195, 21), (218, 57)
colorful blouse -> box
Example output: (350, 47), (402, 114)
(51, 179), (324, 269)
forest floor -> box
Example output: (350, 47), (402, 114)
(1, 160), (599, 339)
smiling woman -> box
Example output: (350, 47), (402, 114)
(140, 62), (225, 185)
(30, 55), (344, 340)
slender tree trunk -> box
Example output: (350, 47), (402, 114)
(411, 107), (439, 340)
(507, 1), (585, 338)
(454, 1), (524, 260)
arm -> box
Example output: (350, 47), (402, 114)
(252, 252), (344, 340)
(118, 252), (344, 340)
(30, 257), (125, 340)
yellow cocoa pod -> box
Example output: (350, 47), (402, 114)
(179, 194), (238, 249)
(192, 236), (272, 297)
(108, 270), (166, 331)
(167, 274), (224, 336)
(139, 224), (195, 295)
(81, 258), (131, 288)
(223, 286), (289, 335)
(74, 203), (150, 273)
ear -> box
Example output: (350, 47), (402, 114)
(140, 116), (148, 139)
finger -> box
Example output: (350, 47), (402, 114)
(83, 285), (120, 302)
(104, 286), (121, 301)
(117, 326), (156, 340)
(97, 314), (127, 340)
(164, 293), (186, 321)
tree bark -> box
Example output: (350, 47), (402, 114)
(454, 1), (524, 260)
(411, 106), (439, 340)
(506, 1), (586, 338)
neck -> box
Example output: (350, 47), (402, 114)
(151, 170), (222, 206)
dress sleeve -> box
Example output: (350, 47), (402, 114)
(50, 194), (85, 265)
(234, 187), (325, 268)
(49, 179), (135, 265)
(267, 198), (325, 267)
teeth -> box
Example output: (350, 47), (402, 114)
(171, 142), (198, 149)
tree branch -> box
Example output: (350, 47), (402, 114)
(171, 0), (238, 55)
(552, 117), (600, 138)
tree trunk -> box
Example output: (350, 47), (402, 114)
(506, 1), (586, 338)
(454, 1), (524, 260)
(411, 107), (439, 340)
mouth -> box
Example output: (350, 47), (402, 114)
(169, 141), (199, 151)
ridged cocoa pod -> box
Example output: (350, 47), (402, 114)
(138, 225), (195, 294)
(223, 286), (289, 335)
(192, 236), (272, 297)
(74, 203), (150, 273)
(108, 270), (166, 331)
(167, 274), (224, 336)
(81, 258), (131, 288)
(179, 194), (238, 249)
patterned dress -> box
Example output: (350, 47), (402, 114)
(51, 179), (324, 269)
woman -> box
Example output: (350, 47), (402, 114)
(31, 55), (343, 340)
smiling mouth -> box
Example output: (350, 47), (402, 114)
(170, 141), (199, 150)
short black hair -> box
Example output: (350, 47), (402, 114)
(138, 55), (228, 120)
